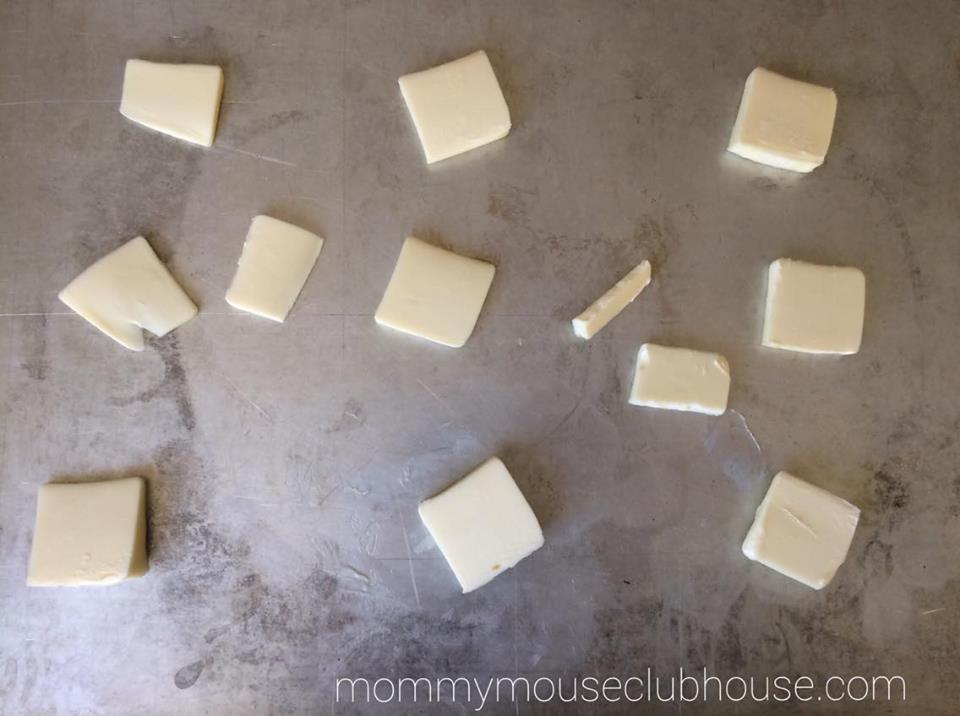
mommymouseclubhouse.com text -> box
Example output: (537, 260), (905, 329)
(335, 668), (906, 710)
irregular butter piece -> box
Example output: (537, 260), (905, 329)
(225, 215), (324, 322)
(728, 67), (837, 172)
(58, 236), (197, 351)
(572, 260), (651, 339)
(742, 471), (860, 590)
(375, 237), (495, 348)
(120, 59), (224, 147)
(399, 50), (511, 164)
(419, 457), (544, 593)
(629, 343), (731, 416)
(762, 258), (865, 355)
(28, 477), (148, 587)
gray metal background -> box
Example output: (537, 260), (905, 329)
(1, 1), (959, 714)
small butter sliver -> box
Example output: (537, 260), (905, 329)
(742, 471), (860, 589)
(572, 260), (651, 339)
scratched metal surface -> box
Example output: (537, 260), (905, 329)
(1, 1), (959, 714)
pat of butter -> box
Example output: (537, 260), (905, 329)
(762, 258), (865, 355)
(572, 260), (651, 339)
(375, 237), (495, 348)
(27, 477), (148, 587)
(59, 236), (197, 351)
(120, 59), (224, 147)
(225, 215), (324, 322)
(419, 457), (544, 593)
(399, 50), (511, 164)
(742, 471), (860, 590)
(728, 67), (837, 173)
(629, 344), (731, 416)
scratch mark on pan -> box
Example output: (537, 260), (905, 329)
(534, 394), (582, 446)
(396, 501), (422, 608)
(729, 409), (762, 455)
(219, 373), (274, 423)
(0, 312), (75, 317)
(213, 144), (298, 167)
(0, 99), (119, 108)
(416, 378), (444, 404)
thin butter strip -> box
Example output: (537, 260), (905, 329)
(572, 260), (651, 339)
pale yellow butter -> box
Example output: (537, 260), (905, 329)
(375, 237), (495, 348)
(572, 260), (651, 339)
(629, 344), (731, 416)
(120, 59), (224, 147)
(225, 216), (324, 323)
(743, 471), (860, 589)
(399, 50), (511, 164)
(419, 458), (543, 593)
(28, 478), (148, 587)
(762, 258), (866, 355)
(728, 67), (837, 172)
(58, 236), (197, 351)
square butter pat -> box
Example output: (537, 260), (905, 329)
(225, 215), (324, 322)
(728, 67), (837, 172)
(629, 344), (731, 416)
(120, 59), (224, 147)
(59, 236), (197, 351)
(28, 477), (148, 587)
(375, 237), (495, 347)
(399, 50), (511, 164)
(419, 457), (544, 593)
(762, 258), (865, 354)
(573, 260), (651, 339)
(742, 471), (860, 589)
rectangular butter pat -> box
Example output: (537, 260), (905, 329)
(120, 59), (224, 147)
(28, 477), (148, 587)
(728, 67), (837, 173)
(399, 50), (511, 164)
(629, 343), (730, 416)
(375, 237), (495, 348)
(762, 258), (865, 354)
(225, 215), (324, 322)
(742, 471), (860, 589)
(59, 236), (197, 351)
(572, 260), (651, 339)
(419, 457), (544, 593)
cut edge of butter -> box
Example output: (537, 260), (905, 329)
(572, 260), (651, 339)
